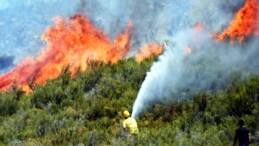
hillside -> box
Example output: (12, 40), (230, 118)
(0, 57), (258, 145)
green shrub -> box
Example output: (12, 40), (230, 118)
(0, 93), (18, 116)
(0, 58), (258, 145)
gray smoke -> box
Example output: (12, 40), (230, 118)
(128, 0), (258, 117)
(132, 29), (259, 117)
(78, 0), (190, 52)
(0, 0), (245, 71)
(78, 0), (245, 51)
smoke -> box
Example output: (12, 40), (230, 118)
(0, 0), (245, 72)
(132, 29), (259, 117)
(130, 0), (259, 117)
(77, 0), (245, 50)
(78, 0), (187, 51)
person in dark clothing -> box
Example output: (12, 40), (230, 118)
(233, 119), (251, 146)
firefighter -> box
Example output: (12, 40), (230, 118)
(122, 110), (139, 135)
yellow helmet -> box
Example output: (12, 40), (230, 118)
(123, 110), (130, 118)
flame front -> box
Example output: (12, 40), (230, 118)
(0, 14), (133, 93)
(214, 0), (259, 43)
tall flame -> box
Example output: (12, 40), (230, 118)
(0, 14), (133, 93)
(214, 0), (259, 43)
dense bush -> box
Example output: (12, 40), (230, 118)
(0, 57), (258, 145)
(0, 93), (18, 117)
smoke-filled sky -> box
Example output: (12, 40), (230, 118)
(0, 0), (244, 74)
(131, 0), (259, 117)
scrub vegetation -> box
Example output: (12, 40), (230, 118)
(0, 57), (258, 146)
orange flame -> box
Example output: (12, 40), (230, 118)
(0, 14), (133, 93)
(214, 0), (259, 43)
(135, 43), (163, 63)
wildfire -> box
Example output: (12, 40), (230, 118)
(0, 14), (133, 93)
(214, 0), (259, 43)
(135, 43), (163, 63)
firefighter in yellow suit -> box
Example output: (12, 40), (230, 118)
(122, 110), (139, 135)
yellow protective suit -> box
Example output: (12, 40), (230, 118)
(123, 117), (139, 134)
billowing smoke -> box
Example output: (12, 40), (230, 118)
(131, 0), (259, 117)
(78, 0), (188, 51)
(132, 29), (259, 117)
(0, 0), (245, 70)
(78, 0), (245, 51)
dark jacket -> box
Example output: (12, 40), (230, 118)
(233, 126), (250, 146)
